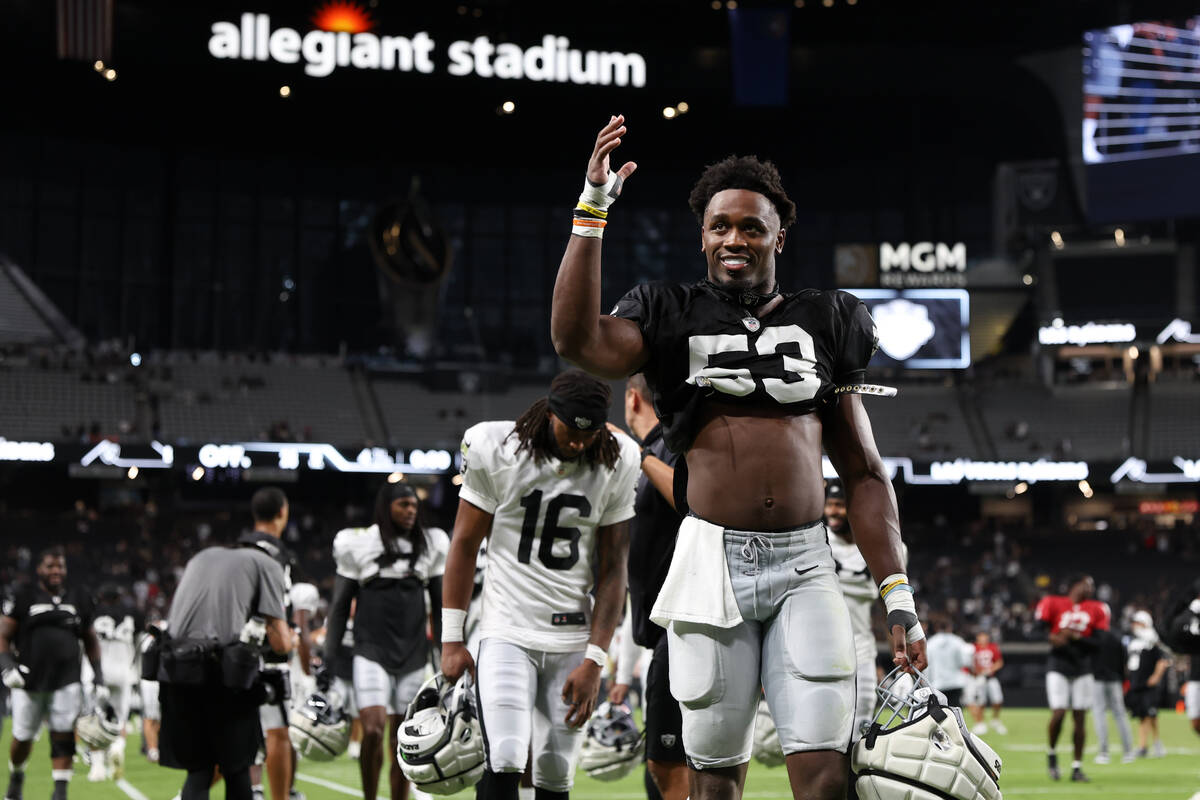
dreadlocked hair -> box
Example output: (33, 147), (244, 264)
(374, 483), (425, 565)
(687, 155), (797, 229)
(509, 370), (621, 470)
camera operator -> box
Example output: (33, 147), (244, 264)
(158, 534), (294, 800)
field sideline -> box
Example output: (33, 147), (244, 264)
(3, 708), (1199, 800)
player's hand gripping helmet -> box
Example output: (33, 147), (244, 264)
(397, 673), (485, 795)
(76, 699), (122, 750)
(752, 698), (785, 767)
(288, 692), (350, 762)
(853, 667), (1002, 800)
(578, 701), (644, 781)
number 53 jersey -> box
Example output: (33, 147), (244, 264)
(612, 281), (878, 454)
(458, 420), (641, 652)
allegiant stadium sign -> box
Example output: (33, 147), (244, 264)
(208, 12), (648, 86)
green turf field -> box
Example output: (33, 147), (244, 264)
(3, 708), (1199, 800)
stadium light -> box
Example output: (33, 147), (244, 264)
(662, 106), (677, 119)
(104, 68), (117, 81)
(93, 60), (105, 72)
(279, 85), (292, 98)
(1050, 231), (1064, 249)
(1114, 228), (1125, 247)
(192, 466), (205, 481)
(451, 474), (464, 486)
(500, 100), (515, 114)
(1013, 481), (1028, 495)
(388, 471), (405, 483)
(127, 466), (138, 479)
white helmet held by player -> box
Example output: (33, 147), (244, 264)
(853, 666), (1003, 800)
(288, 692), (350, 762)
(397, 673), (485, 795)
(77, 699), (122, 750)
(751, 698), (785, 767)
(579, 701), (644, 781)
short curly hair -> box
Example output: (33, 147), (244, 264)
(687, 155), (797, 229)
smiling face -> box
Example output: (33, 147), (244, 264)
(701, 189), (785, 295)
(38, 554), (66, 592)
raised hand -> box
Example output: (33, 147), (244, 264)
(587, 115), (638, 191)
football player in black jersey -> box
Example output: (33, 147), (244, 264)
(2, 547), (106, 800)
(551, 116), (926, 800)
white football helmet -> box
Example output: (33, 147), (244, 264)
(77, 701), (122, 750)
(289, 692), (350, 762)
(579, 701), (644, 781)
(853, 667), (1003, 800)
(751, 698), (785, 767)
(397, 673), (485, 795)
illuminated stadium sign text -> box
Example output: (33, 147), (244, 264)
(0, 438), (54, 462)
(197, 442), (454, 474)
(1110, 456), (1200, 484)
(928, 459), (1089, 484)
(1038, 320), (1136, 346)
(208, 14), (647, 86)
(880, 242), (966, 288)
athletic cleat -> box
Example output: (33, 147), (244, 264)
(1047, 752), (1060, 781)
(989, 720), (1007, 735)
(972, 722), (988, 735)
(1136, 747), (1148, 759)
(1151, 741), (1166, 758)
(1121, 751), (1137, 764)
(88, 759), (108, 782)
(4, 771), (24, 800)
(1071, 767), (1089, 782)
(1094, 752), (1110, 765)
(288, 791), (306, 800)
(146, 747), (159, 764)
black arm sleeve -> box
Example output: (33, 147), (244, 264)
(427, 577), (444, 655)
(1168, 609), (1200, 654)
(323, 576), (358, 674)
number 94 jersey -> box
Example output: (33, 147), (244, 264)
(458, 420), (640, 653)
(612, 281), (878, 454)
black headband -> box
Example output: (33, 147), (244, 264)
(385, 483), (418, 501)
(547, 392), (608, 431)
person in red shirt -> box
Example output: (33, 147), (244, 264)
(965, 632), (1006, 736)
(1034, 574), (1106, 783)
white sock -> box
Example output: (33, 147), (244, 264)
(9, 760), (27, 774)
(1071, 760), (1081, 770)
(52, 769), (74, 782)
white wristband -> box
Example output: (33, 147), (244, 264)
(579, 170), (624, 213)
(571, 218), (606, 239)
(441, 608), (467, 643)
(585, 644), (607, 668)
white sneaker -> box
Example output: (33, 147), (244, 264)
(990, 720), (1007, 735)
(1151, 741), (1166, 758)
(1094, 752), (1110, 765)
(972, 723), (988, 735)
(1121, 751), (1137, 764)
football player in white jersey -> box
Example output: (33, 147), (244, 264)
(823, 482), (879, 740)
(441, 370), (640, 800)
(322, 483), (449, 800)
(86, 584), (144, 781)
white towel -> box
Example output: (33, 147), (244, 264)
(650, 516), (743, 628)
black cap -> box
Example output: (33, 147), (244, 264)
(825, 480), (844, 499)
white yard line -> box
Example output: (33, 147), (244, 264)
(115, 778), (152, 800)
(295, 772), (387, 800)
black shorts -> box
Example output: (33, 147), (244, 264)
(645, 635), (684, 763)
(1125, 688), (1158, 720)
(160, 683), (263, 773)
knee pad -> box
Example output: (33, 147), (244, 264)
(487, 736), (530, 772)
(50, 737), (76, 760)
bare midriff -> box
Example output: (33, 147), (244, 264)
(685, 400), (825, 531)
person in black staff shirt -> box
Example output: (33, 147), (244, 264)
(1090, 619), (1135, 765)
(1165, 579), (1200, 740)
(1125, 610), (1169, 759)
(237, 487), (307, 800)
(161, 538), (294, 800)
(608, 373), (687, 800)
(1, 546), (106, 800)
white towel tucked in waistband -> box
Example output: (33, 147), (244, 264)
(650, 516), (742, 628)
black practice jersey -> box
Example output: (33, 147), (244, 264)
(3, 584), (94, 691)
(628, 424), (683, 649)
(1127, 639), (1167, 690)
(612, 281), (878, 453)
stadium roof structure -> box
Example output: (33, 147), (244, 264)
(0, 259), (84, 348)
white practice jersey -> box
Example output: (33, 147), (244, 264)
(93, 604), (143, 687)
(828, 530), (875, 603)
(333, 523), (449, 584)
(459, 420), (640, 652)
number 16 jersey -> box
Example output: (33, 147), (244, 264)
(458, 420), (641, 652)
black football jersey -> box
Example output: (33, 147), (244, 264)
(2, 584), (94, 691)
(612, 280), (878, 453)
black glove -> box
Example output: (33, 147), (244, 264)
(315, 663), (333, 694)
